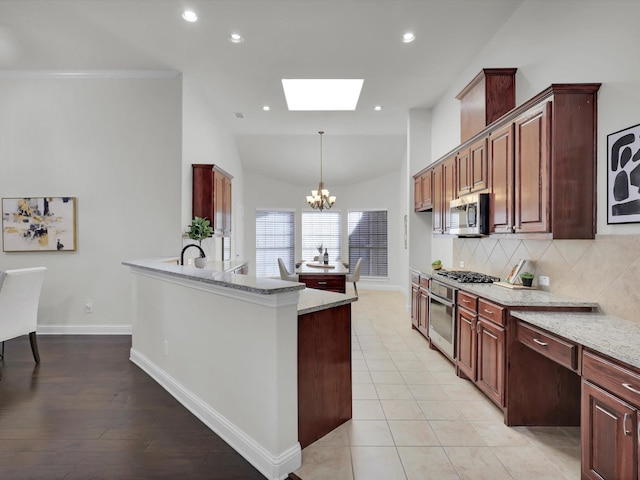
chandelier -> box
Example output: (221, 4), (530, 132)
(306, 131), (336, 211)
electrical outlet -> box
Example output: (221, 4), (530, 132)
(459, 261), (465, 268)
(163, 340), (169, 356)
(539, 275), (550, 286)
(84, 301), (93, 313)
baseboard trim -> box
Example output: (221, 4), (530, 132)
(37, 325), (132, 335)
(129, 348), (301, 480)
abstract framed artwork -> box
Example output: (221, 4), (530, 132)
(2, 197), (77, 251)
(607, 123), (640, 224)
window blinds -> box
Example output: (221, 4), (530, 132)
(255, 210), (295, 277)
(348, 210), (388, 277)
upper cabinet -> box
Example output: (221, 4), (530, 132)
(456, 68), (517, 143)
(413, 170), (433, 212)
(414, 73), (600, 240)
(192, 164), (233, 237)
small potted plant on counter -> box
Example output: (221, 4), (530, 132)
(520, 271), (534, 287)
(186, 216), (213, 267)
(431, 259), (442, 271)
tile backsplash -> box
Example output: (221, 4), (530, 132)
(453, 234), (640, 323)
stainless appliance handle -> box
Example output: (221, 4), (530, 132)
(428, 292), (454, 308)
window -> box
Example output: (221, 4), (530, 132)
(255, 210), (295, 277)
(348, 210), (388, 277)
(301, 211), (341, 262)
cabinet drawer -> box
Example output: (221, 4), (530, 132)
(517, 321), (578, 371)
(477, 299), (505, 326)
(419, 277), (430, 289)
(411, 272), (420, 286)
(583, 350), (640, 406)
(458, 291), (477, 311)
(299, 274), (346, 293)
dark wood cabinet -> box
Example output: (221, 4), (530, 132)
(457, 137), (488, 196)
(192, 164), (233, 237)
(413, 171), (433, 212)
(410, 272), (429, 339)
(432, 164), (443, 233)
(456, 68), (517, 143)
(488, 123), (515, 234)
(513, 102), (551, 234)
(442, 155), (456, 233)
(581, 380), (637, 480)
(298, 274), (345, 294)
(476, 317), (505, 407)
(456, 292), (505, 408)
(582, 350), (640, 479)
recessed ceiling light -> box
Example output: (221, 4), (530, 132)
(262, 105), (271, 111)
(182, 10), (198, 22)
(374, 105), (383, 111)
(281, 79), (364, 111)
(229, 33), (244, 43)
(402, 32), (415, 43)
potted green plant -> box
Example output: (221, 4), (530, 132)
(431, 259), (442, 270)
(520, 272), (534, 287)
(186, 216), (213, 267)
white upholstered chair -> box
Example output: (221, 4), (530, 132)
(0, 267), (47, 365)
(346, 258), (363, 297)
(277, 258), (298, 282)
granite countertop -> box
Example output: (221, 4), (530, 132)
(511, 310), (640, 370)
(415, 269), (597, 308)
(123, 257), (305, 295)
(298, 288), (358, 315)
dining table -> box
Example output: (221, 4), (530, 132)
(295, 261), (349, 293)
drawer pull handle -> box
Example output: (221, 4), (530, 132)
(624, 413), (632, 436)
(462, 299), (470, 304)
(483, 309), (494, 315)
(318, 281), (327, 285)
(533, 338), (548, 347)
(622, 383), (640, 395)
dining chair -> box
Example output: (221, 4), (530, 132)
(346, 258), (363, 297)
(277, 258), (298, 282)
(0, 267), (47, 365)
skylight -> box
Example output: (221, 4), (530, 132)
(281, 79), (364, 111)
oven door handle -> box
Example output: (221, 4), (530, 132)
(428, 292), (454, 308)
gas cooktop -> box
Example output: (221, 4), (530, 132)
(436, 270), (500, 283)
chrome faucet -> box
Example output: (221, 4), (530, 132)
(180, 244), (206, 265)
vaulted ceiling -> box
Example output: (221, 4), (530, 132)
(0, 0), (523, 186)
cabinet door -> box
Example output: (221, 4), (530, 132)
(489, 123), (514, 234)
(223, 175), (232, 235)
(213, 171), (225, 234)
(414, 177), (423, 211)
(476, 318), (505, 406)
(456, 150), (470, 197)
(418, 287), (430, 338)
(432, 165), (443, 233)
(581, 380), (637, 480)
(514, 102), (551, 234)
(456, 307), (476, 380)
(469, 137), (488, 192)
(411, 284), (420, 329)
(421, 172), (433, 209)
(443, 156), (456, 233)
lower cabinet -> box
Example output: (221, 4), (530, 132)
(456, 292), (505, 408)
(582, 350), (640, 480)
(410, 272), (429, 339)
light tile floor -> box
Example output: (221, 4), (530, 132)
(294, 290), (581, 480)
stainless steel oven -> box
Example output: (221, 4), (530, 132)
(428, 280), (457, 361)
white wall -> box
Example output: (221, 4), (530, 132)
(0, 73), (182, 331)
(181, 76), (245, 262)
(243, 169), (405, 290)
(421, 0), (640, 265)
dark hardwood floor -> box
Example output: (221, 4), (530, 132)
(0, 335), (270, 480)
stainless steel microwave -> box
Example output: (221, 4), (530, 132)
(449, 193), (489, 236)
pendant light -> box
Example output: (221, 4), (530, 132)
(306, 131), (336, 211)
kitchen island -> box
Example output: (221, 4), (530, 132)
(296, 260), (349, 293)
(123, 258), (356, 480)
